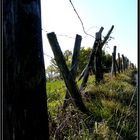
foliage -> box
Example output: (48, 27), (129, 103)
(78, 47), (92, 75)
(46, 47), (112, 80)
(46, 50), (72, 79)
(46, 69), (137, 140)
(78, 47), (112, 75)
(102, 52), (112, 72)
(63, 50), (72, 70)
(46, 80), (66, 117)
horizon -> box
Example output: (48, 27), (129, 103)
(41, 0), (137, 68)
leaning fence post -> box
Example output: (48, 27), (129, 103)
(47, 32), (90, 115)
(118, 53), (122, 72)
(80, 27), (104, 91)
(113, 46), (117, 76)
(111, 46), (117, 77)
(122, 54), (125, 71)
(111, 52), (114, 77)
(121, 57), (123, 72)
(63, 34), (82, 109)
(115, 59), (120, 73)
(95, 32), (103, 83)
(125, 57), (129, 69)
(101, 25), (114, 49)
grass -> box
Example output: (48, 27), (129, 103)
(46, 68), (137, 140)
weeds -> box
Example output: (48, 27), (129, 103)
(46, 69), (137, 139)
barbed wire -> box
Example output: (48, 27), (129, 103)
(42, 0), (115, 50)
(57, 34), (75, 39)
(42, 28), (95, 40)
(68, 0), (95, 39)
(43, 52), (53, 58)
(42, 28), (48, 33)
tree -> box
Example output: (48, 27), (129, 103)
(101, 51), (112, 72)
(78, 47), (112, 76)
(46, 65), (57, 80)
(46, 50), (72, 79)
(78, 47), (92, 75)
(64, 50), (72, 61)
(63, 50), (72, 69)
(3, 0), (49, 139)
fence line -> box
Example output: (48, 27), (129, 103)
(46, 27), (136, 113)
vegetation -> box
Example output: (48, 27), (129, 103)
(46, 68), (137, 140)
(46, 47), (112, 78)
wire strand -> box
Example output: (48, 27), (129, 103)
(69, 0), (95, 38)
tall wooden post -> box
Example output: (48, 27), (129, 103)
(114, 46), (117, 76)
(111, 46), (117, 77)
(101, 25), (114, 49)
(47, 32), (90, 115)
(95, 32), (103, 83)
(80, 27), (104, 91)
(122, 55), (125, 71)
(63, 34), (82, 109)
(113, 46), (117, 76)
(3, 0), (49, 139)
(118, 53), (122, 72)
(111, 52), (114, 77)
(125, 57), (129, 69)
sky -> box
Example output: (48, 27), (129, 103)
(41, 0), (137, 68)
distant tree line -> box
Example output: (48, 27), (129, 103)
(46, 47), (112, 80)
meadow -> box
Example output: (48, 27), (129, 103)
(46, 69), (137, 140)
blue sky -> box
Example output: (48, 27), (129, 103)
(41, 0), (137, 68)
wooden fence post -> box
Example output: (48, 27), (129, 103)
(111, 46), (120, 76)
(122, 55), (125, 71)
(47, 32), (90, 115)
(80, 27), (104, 91)
(114, 46), (117, 76)
(3, 0), (49, 139)
(79, 25), (114, 90)
(63, 34), (82, 109)
(118, 53), (122, 72)
(111, 46), (117, 77)
(95, 32), (103, 83)
(101, 25), (114, 49)
(121, 56), (123, 72)
(111, 52), (114, 77)
(125, 57), (129, 69)
(95, 26), (114, 83)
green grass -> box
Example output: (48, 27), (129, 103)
(46, 80), (66, 117)
(46, 69), (137, 140)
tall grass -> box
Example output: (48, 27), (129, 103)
(46, 69), (137, 139)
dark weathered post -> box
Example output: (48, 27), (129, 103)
(63, 34), (82, 109)
(125, 57), (129, 69)
(47, 32), (90, 115)
(111, 52), (114, 77)
(3, 0), (49, 139)
(113, 46), (117, 76)
(120, 56), (124, 72)
(115, 59), (120, 73)
(118, 53), (122, 72)
(95, 32), (103, 83)
(100, 25), (114, 49)
(70, 35), (82, 80)
(79, 26), (114, 90)
(80, 27), (104, 91)
(114, 46), (117, 76)
(122, 55), (125, 71)
(111, 46), (117, 77)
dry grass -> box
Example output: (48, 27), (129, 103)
(47, 69), (137, 139)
